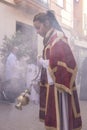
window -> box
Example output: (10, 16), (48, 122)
(56, 0), (64, 7)
(16, 21), (38, 59)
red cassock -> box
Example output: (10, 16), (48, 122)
(39, 29), (82, 130)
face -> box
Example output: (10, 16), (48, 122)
(13, 47), (18, 55)
(33, 20), (48, 37)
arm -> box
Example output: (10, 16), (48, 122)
(49, 40), (77, 94)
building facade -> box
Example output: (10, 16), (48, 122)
(0, 0), (86, 62)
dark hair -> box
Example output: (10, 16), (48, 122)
(33, 10), (63, 32)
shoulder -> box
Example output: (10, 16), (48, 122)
(51, 31), (69, 50)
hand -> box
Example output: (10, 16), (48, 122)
(37, 55), (42, 59)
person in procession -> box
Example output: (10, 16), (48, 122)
(33, 10), (82, 130)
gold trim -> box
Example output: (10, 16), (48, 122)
(69, 67), (80, 118)
(54, 85), (60, 130)
(55, 83), (72, 95)
(48, 66), (57, 82)
(70, 66), (77, 89)
(44, 40), (60, 61)
(46, 126), (57, 130)
(50, 33), (67, 49)
(44, 30), (64, 59)
(73, 126), (82, 130)
(71, 86), (77, 91)
(44, 44), (51, 59)
(72, 94), (81, 118)
(50, 30), (64, 49)
(57, 61), (76, 74)
(45, 84), (50, 114)
(57, 61), (77, 91)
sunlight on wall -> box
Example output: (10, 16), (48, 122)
(61, 0), (73, 28)
(83, 0), (87, 35)
(83, 0), (87, 13)
(4, 0), (14, 4)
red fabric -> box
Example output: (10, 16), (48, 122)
(39, 30), (82, 130)
(45, 86), (57, 127)
(48, 38), (76, 90)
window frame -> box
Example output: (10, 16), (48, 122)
(56, 0), (64, 8)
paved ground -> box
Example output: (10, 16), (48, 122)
(0, 101), (44, 130)
(0, 99), (86, 130)
(80, 100), (87, 130)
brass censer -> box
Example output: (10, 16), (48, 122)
(15, 89), (30, 110)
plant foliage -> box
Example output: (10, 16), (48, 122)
(0, 31), (37, 63)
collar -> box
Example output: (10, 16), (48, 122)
(43, 28), (54, 47)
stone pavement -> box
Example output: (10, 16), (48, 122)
(0, 101), (45, 130)
(80, 100), (87, 130)
(0, 99), (86, 130)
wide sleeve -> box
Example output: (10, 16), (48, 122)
(49, 39), (77, 94)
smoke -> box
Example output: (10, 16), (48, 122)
(15, 0), (39, 15)
(0, 2), (39, 103)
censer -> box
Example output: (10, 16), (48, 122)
(15, 64), (41, 110)
(15, 89), (30, 110)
